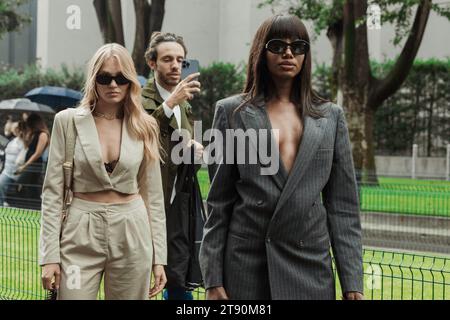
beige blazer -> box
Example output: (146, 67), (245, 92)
(39, 107), (167, 266)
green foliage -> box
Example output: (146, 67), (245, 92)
(376, 0), (450, 45)
(259, 0), (344, 37)
(0, 0), (31, 38)
(191, 62), (246, 133)
(259, 0), (450, 45)
(313, 59), (450, 157)
(0, 64), (85, 101)
(312, 63), (334, 100)
(374, 59), (450, 156)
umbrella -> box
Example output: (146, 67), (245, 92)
(25, 86), (82, 110)
(138, 75), (147, 87)
(0, 98), (55, 114)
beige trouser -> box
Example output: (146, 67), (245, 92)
(58, 196), (153, 300)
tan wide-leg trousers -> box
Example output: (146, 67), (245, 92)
(58, 197), (153, 300)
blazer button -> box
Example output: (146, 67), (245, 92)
(257, 200), (264, 206)
(266, 238), (271, 243)
(299, 240), (304, 248)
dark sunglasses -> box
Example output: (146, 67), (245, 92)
(95, 73), (131, 85)
(265, 39), (310, 56)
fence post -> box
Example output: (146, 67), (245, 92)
(446, 144), (450, 181)
(412, 144), (418, 179)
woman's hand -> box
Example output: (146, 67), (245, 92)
(41, 263), (61, 290)
(14, 164), (27, 175)
(187, 139), (204, 162)
(343, 292), (364, 300)
(149, 264), (167, 298)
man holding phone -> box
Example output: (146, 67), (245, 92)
(142, 32), (203, 300)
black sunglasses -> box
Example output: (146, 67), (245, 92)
(95, 73), (131, 85)
(265, 39), (310, 56)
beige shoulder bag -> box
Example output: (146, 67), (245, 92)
(61, 111), (77, 223)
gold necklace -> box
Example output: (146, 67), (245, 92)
(92, 110), (124, 120)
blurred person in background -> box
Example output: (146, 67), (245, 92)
(0, 121), (26, 206)
(15, 113), (50, 209)
(4, 115), (15, 139)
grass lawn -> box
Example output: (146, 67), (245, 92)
(1, 207), (449, 300)
(197, 169), (450, 217)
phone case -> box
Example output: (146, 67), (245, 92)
(181, 59), (200, 80)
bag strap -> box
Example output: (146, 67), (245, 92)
(61, 111), (77, 219)
(193, 168), (207, 222)
(174, 144), (196, 195)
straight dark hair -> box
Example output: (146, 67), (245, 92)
(241, 14), (327, 118)
(24, 113), (49, 147)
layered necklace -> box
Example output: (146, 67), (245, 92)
(92, 109), (124, 120)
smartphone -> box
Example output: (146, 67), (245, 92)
(181, 59), (200, 80)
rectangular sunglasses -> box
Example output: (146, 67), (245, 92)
(95, 73), (131, 85)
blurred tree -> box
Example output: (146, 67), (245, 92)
(373, 59), (450, 157)
(0, 0), (30, 39)
(93, 0), (165, 75)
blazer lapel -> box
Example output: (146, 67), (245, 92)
(239, 99), (287, 191)
(73, 108), (111, 186)
(272, 115), (328, 215)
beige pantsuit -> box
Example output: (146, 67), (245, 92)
(40, 107), (167, 300)
(58, 197), (152, 300)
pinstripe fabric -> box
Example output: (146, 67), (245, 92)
(199, 95), (363, 300)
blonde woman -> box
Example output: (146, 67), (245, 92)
(39, 43), (167, 300)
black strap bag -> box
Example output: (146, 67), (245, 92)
(165, 147), (206, 290)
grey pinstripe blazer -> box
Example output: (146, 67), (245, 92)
(199, 95), (363, 300)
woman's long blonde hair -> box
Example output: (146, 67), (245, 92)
(79, 43), (161, 163)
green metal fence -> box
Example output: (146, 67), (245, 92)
(368, 183), (450, 193)
(360, 187), (449, 217)
(361, 250), (450, 300)
(1, 206), (449, 300)
(0, 207), (43, 300)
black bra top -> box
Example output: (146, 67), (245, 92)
(104, 160), (119, 174)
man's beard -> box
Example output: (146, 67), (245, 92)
(159, 73), (180, 87)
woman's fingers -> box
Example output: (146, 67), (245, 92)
(42, 271), (54, 290)
(149, 267), (167, 298)
(54, 271), (61, 290)
(41, 264), (61, 290)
